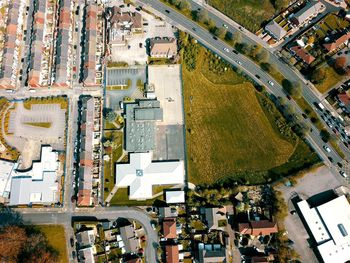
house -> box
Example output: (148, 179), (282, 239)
(78, 247), (95, 263)
(159, 206), (178, 218)
(238, 220), (278, 236)
(165, 244), (179, 263)
(290, 46), (315, 65)
(337, 93), (350, 112)
(195, 243), (227, 263)
(165, 190), (185, 204)
(265, 21), (287, 41)
(9, 146), (59, 206)
(106, 6), (142, 46)
(290, 1), (324, 26)
(323, 31), (350, 53)
(76, 229), (95, 247)
(115, 152), (184, 200)
(120, 224), (139, 253)
(204, 207), (227, 231)
(163, 217), (177, 239)
(150, 37), (177, 58)
(297, 195), (350, 263)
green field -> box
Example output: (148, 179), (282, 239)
(35, 225), (68, 263)
(208, 0), (276, 32)
(183, 47), (319, 185)
(315, 66), (344, 94)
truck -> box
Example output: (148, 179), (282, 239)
(318, 102), (325, 110)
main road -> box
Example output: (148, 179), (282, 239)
(137, 0), (348, 180)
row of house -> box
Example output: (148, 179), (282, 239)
(0, 0), (23, 89)
(53, 0), (72, 87)
(82, 4), (98, 86)
(77, 96), (102, 207)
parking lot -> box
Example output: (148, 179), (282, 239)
(6, 102), (66, 168)
(106, 66), (146, 110)
(276, 166), (345, 263)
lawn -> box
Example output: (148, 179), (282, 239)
(35, 225), (68, 263)
(183, 47), (319, 185)
(315, 66), (344, 94)
(24, 122), (52, 128)
(103, 130), (123, 201)
(109, 187), (165, 206)
(208, 0), (276, 32)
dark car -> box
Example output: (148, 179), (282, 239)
(232, 49), (238, 54)
(165, 9), (170, 13)
(70, 238), (74, 247)
(302, 113), (307, 119)
(337, 162), (343, 168)
(286, 95), (292, 100)
(255, 74), (260, 79)
(213, 36), (218, 40)
(328, 156), (334, 163)
(72, 251), (76, 259)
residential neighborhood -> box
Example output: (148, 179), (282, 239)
(1, 0), (350, 263)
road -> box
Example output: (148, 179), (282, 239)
(137, 0), (348, 177)
(19, 206), (158, 263)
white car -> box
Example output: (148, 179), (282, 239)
(223, 47), (229, 52)
(235, 60), (242, 65)
(340, 171), (348, 178)
(268, 80), (274, 86)
(323, 145), (331, 153)
(223, 24), (228, 29)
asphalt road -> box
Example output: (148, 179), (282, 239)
(137, 0), (348, 178)
(19, 207), (158, 263)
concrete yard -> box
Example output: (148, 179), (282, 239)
(148, 65), (185, 161)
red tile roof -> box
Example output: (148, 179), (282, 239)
(238, 220), (278, 236)
(338, 93), (350, 106)
(323, 31), (350, 52)
(78, 189), (91, 206)
(165, 245), (179, 263)
(291, 46), (315, 64)
(163, 218), (177, 239)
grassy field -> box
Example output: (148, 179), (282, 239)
(35, 225), (68, 263)
(183, 47), (319, 185)
(315, 66), (344, 94)
(208, 0), (276, 32)
(103, 130), (123, 200)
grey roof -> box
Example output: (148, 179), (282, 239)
(120, 224), (139, 253)
(265, 20), (287, 40)
(125, 100), (163, 152)
(292, 1), (323, 24)
(197, 244), (227, 263)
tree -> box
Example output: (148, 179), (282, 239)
(310, 68), (326, 84)
(261, 62), (272, 72)
(232, 31), (242, 45)
(307, 35), (315, 45)
(282, 79), (302, 98)
(320, 129), (331, 142)
(106, 111), (116, 122)
(207, 18), (216, 29)
(256, 49), (269, 62)
(224, 31), (233, 41)
(178, 0), (190, 10)
(250, 44), (262, 59)
(169, 0), (180, 5)
(0, 226), (26, 261)
(334, 56), (347, 74)
(196, 9), (208, 23)
(214, 27), (227, 39)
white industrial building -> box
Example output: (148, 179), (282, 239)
(165, 190), (185, 204)
(7, 146), (60, 206)
(115, 152), (184, 200)
(0, 160), (16, 200)
(297, 195), (350, 263)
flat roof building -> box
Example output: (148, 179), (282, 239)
(165, 190), (185, 204)
(124, 100), (163, 152)
(297, 195), (350, 263)
(150, 37), (177, 58)
(9, 146), (59, 206)
(0, 160), (16, 199)
(115, 152), (184, 200)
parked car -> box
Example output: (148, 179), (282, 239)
(323, 145), (331, 153)
(255, 74), (260, 79)
(70, 238), (74, 247)
(340, 171), (348, 178)
(165, 9), (170, 13)
(223, 47), (229, 52)
(223, 23), (228, 29)
(268, 80), (274, 86)
(213, 36), (218, 40)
